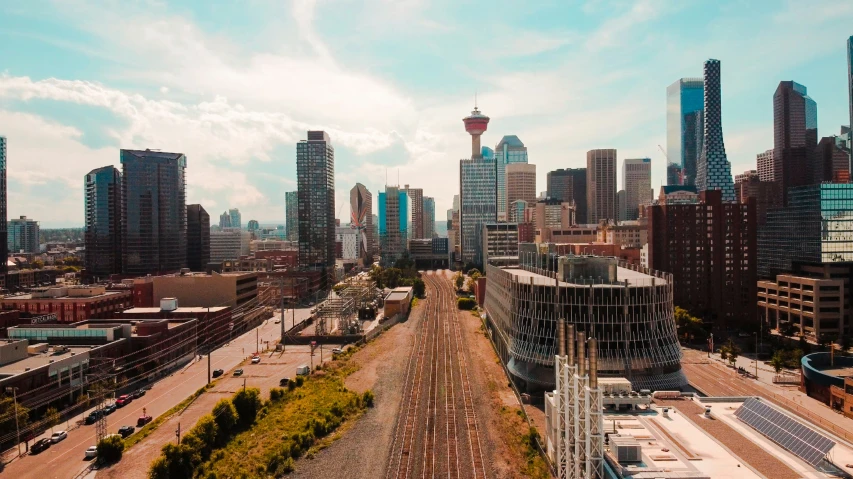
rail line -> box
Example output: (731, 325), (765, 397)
(383, 270), (489, 479)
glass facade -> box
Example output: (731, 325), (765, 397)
(350, 183), (373, 259)
(494, 135), (528, 220)
(546, 168), (587, 223)
(759, 183), (853, 278)
(229, 208), (241, 229)
(0, 136), (6, 275)
(378, 186), (407, 266)
(10, 327), (107, 341)
(695, 60), (736, 202)
(186, 204), (210, 271)
(460, 156), (497, 267)
(285, 191), (298, 242)
(848, 36), (853, 168)
(666, 78), (704, 186)
(774, 81), (818, 204)
(423, 196), (435, 239)
(85, 166), (122, 277)
(8, 216), (40, 254)
(121, 149), (187, 275)
(297, 131), (335, 271)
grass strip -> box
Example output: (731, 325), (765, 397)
(123, 383), (214, 449)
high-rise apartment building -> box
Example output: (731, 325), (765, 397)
(494, 135), (528, 220)
(219, 211), (232, 228)
(228, 208), (241, 229)
(773, 81), (818, 205)
(506, 163), (536, 209)
(186, 204), (210, 271)
(648, 190), (756, 330)
(666, 78), (704, 186)
(121, 149), (187, 275)
(546, 168), (587, 224)
(757, 149), (774, 182)
(350, 183), (373, 261)
(403, 185), (424, 238)
(423, 197), (435, 239)
(734, 170), (780, 227)
(84, 166), (122, 277)
(758, 183), (853, 279)
(8, 216), (39, 254)
(622, 158), (652, 221)
(695, 59), (736, 201)
(586, 149), (617, 224)
(285, 191), (298, 242)
(297, 131), (335, 274)
(378, 185), (410, 266)
(0, 136), (6, 275)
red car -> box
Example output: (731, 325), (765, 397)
(137, 415), (153, 427)
(116, 395), (132, 407)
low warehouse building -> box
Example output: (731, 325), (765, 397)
(384, 287), (413, 319)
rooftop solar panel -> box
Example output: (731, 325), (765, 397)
(734, 397), (835, 468)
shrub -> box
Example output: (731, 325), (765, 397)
(212, 399), (238, 442)
(362, 390), (375, 408)
(295, 376), (305, 387)
(457, 297), (476, 310)
(287, 380), (297, 391)
(97, 434), (125, 464)
(189, 414), (219, 457)
(232, 388), (263, 426)
(269, 387), (286, 402)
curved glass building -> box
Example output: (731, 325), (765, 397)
(484, 245), (686, 392)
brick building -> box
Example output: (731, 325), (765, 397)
(0, 286), (131, 322)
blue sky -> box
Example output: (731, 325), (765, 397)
(0, 0), (851, 227)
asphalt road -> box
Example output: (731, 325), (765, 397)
(2, 307), (315, 479)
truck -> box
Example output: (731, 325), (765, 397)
(296, 365), (310, 376)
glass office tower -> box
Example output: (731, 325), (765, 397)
(494, 135), (528, 220)
(666, 78), (704, 186)
(186, 204), (210, 271)
(285, 191), (298, 242)
(121, 149), (187, 275)
(460, 156), (497, 267)
(296, 131), (335, 271)
(85, 166), (122, 277)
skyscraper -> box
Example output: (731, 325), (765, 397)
(423, 196), (435, 239)
(773, 81), (818, 205)
(848, 36), (852, 170)
(186, 204), (210, 271)
(7, 216), (39, 254)
(622, 158), (652, 221)
(586, 149), (617, 224)
(494, 135), (529, 220)
(695, 59), (736, 201)
(460, 105), (496, 267)
(546, 168), (587, 223)
(403, 185), (424, 238)
(666, 78), (704, 186)
(506, 163), (536, 208)
(219, 212), (231, 228)
(297, 131), (335, 273)
(228, 208), (241, 229)
(285, 191), (298, 242)
(0, 136), (5, 276)
(757, 149), (774, 182)
(350, 183), (373, 261)
(378, 185), (410, 266)
(121, 149), (187, 275)
(84, 166), (122, 277)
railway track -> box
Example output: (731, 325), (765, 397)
(384, 270), (488, 479)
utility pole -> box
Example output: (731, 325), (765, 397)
(256, 328), (259, 354)
(206, 307), (211, 385)
(176, 422), (181, 445)
(6, 387), (20, 457)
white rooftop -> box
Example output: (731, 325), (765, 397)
(503, 266), (666, 287)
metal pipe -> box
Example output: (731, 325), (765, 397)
(558, 318), (566, 357)
(589, 338), (598, 388)
(577, 331), (586, 376)
(567, 324), (575, 366)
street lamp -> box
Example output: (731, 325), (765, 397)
(5, 386), (20, 456)
(754, 332), (759, 380)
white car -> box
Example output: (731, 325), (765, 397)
(50, 430), (67, 443)
(251, 356), (261, 364)
(84, 445), (98, 459)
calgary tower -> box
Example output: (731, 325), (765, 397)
(463, 99), (490, 158)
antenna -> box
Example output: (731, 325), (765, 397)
(475, 91), (478, 109)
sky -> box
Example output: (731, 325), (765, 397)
(0, 0), (851, 228)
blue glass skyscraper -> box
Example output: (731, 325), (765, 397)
(85, 166), (122, 277)
(695, 59), (736, 202)
(494, 135), (528, 220)
(0, 136), (6, 275)
(666, 78), (704, 185)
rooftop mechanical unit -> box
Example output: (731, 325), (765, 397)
(610, 435), (641, 463)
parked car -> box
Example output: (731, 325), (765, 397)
(103, 403), (117, 414)
(116, 395), (132, 407)
(131, 389), (146, 399)
(118, 426), (135, 438)
(279, 377), (290, 386)
(136, 415), (153, 427)
(331, 348), (343, 354)
(84, 410), (103, 425)
(274, 319), (281, 324)
(84, 445), (98, 459)
(251, 356), (261, 364)
(31, 438), (52, 454)
(296, 365), (310, 376)
(50, 431), (67, 443)
(212, 369), (224, 378)
(233, 369), (244, 376)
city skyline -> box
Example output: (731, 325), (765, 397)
(0, 2), (851, 227)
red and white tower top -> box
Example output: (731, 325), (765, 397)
(463, 97), (489, 158)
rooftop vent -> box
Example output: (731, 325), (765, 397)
(160, 298), (178, 312)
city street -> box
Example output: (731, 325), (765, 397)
(2, 307), (318, 479)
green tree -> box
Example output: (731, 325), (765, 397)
(368, 265), (384, 288)
(0, 396), (30, 439)
(189, 414), (219, 458)
(770, 351), (785, 374)
(43, 406), (60, 432)
(31, 259), (44, 270)
(467, 271), (482, 293)
(212, 398), (238, 443)
(411, 278), (425, 298)
(97, 434), (125, 464)
(381, 268), (403, 288)
(457, 297), (477, 310)
(232, 388), (263, 426)
(454, 271), (464, 290)
(724, 338), (741, 367)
